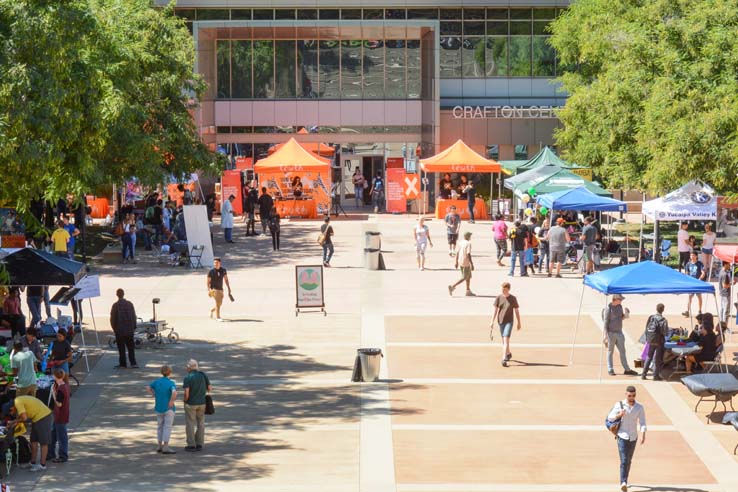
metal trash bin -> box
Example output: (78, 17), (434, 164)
(365, 231), (381, 250)
(364, 248), (380, 270)
(357, 348), (383, 382)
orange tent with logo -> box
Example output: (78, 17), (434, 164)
(420, 139), (501, 173)
(267, 128), (336, 157)
(254, 137), (331, 173)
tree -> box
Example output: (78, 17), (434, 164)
(549, 0), (738, 193)
(0, 0), (223, 211)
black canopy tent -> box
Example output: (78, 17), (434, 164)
(1, 248), (87, 286)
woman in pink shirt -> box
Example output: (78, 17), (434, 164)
(492, 214), (508, 266)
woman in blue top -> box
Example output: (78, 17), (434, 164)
(147, 365), (177, 454)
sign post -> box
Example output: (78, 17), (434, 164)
(295, 265), (326, 316)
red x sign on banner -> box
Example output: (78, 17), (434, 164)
(403, 175), (419, 199)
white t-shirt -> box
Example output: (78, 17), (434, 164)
(677, 229), (691, 252)
(457, 239), (472, 267)
(415, 225), (429, 244)
(702, 232), (716, 249)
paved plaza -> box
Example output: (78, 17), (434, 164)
(9, 215), (738, 492)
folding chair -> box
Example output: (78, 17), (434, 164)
(188, 245), (205, 269)
(660, 239), (672, 262)
(704, 344), (724, 374)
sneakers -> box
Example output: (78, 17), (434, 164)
(216, 318), (223, 322)
(505, 353), (512, 362)
(51, 458), (67, 463)
(555, 274), (562, 278)
(501, 360), (508, 367)
(195, 445), (203, 451)
(185, 446), (197, 452)
(29, 463), (46, 472)
(682, 311), (690, 317)
(114, 365), (127, 369)
(131, 364), (139, 369)
(621, 482), (627, 491)
(448, 285), (454, 296)
(624, 369), (638, 376)
(608, 370), (616, 376)
(465, 291), (476, 297)
(161, 446), (177, 455)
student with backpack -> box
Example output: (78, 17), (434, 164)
(641, 303), (669, 381)
(606, 386), (647, 492)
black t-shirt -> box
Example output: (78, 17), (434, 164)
(321, 224), (334, 244)
(258, 194), (273, 214)
(512, 225), (527, 251)
(27, 286), (43, 297)
(208, 267), (227, 290)
(51, 339), (72, 362)
(152, 206), (163, 225)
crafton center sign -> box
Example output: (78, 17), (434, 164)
(451, 105), (560, 119)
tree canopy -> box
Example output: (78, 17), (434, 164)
(0, 0), (222, 210)
(549, 0), (738, 193)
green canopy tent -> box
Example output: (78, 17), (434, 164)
(504, 164), (612, 199)
(500, 146), (589, 175)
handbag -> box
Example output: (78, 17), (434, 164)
(605, 401), (624, 437)
(205, 394), (215, 415)
(317, 233), (326, 246)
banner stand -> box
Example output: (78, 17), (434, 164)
(295, 265), (327, 317)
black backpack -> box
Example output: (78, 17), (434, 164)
(645, 314), (667, 343)
(13, 435), (32, 464)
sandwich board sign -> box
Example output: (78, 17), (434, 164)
(295, 265), (326, 316)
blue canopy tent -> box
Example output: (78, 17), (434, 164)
(537, 187), (627, 212)
(570, 261), (724, 380)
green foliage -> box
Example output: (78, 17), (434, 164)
(549, 0), (738, 193)
(0, 0), (224, 211)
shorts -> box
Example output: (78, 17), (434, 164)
(584, 244), (596, 261)
(499, 322), (513, 338)
(702, 248), (713, 255)
(447, 233), (458, 244)
(459, 266), (472, 280)
(551, 250), (566, 264)
(416, 241), (428, 256)
(30, 414), (52, 445)
(210, 289), (224, 307)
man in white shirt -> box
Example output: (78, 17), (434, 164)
(607, 385), (647, 491)
(677, 222), (691, 272)
(448, 231), (475, 297)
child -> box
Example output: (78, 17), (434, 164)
(48, 369), (70, 463)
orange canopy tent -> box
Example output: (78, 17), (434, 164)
(254, 137), (331, 173)
(419, 139), (501, 173)
(267, 128), (336, 157)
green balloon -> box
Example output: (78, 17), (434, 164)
(540, 207), (548, 216)
(528, 187), (537, 196)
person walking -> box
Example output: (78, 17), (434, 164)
(352, 167), (366, 207)
(183, 359), (211, 452)
(47, 368), (70, 463)
(683, 251), (705, 317)
(492, 214), (508, 266)
(491, 282), (522, 367)
(546, 217), (570, 278)
(11, 341), (38, 396)
(258, 187), (274, 236)
(148, 365), (177, 455)
(641, 304), (669, 381)
(604, 294), (637, 376)
(110, 288), (138, 369)
(536, 218), (550, 274)
(607, 385), (646, 491)
(445, 205), (461, 257)
(508, 221), (528, 277)
(370, 172), (385, 213)
(524, 217), (538, 275)
(413, 217), (433, 271)
(448, 231), (475, 297)
(207, 257), (232, 322)
(268, 208), (281, 251)
(320, 216), (334, 267)
(221, 194), (235, 244)
(581, 216), (598, 275)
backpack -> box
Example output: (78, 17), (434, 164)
(530, 232), (539, 248)
(13, 435), (32, 464)
(645, 314), (667, 343)
(605, 402), (624, 437)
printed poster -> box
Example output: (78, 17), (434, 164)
(260, 170), (331, 217)
(221, 170), (243, 215)
(295, 265), (324, 308)
(386, 168), (407, 214)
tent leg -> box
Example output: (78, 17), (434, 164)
(712, 293), (728, 372)
(638, 209), (644, 262)
(570, 281), (586, 365)
(599, 295), (608, 383)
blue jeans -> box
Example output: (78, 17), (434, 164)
(509, 250), (526, 276)
(27, 296), (42, 328)
(468, 200), (475, 221)
(322, 242), (334, 264)
(122, 235), (133, 260)
(607, 332), (631, 372)
(43, 286), (52, 317)
(617, 437), (637, 483)
(142, 230), (152, 249)
(48, 422), (69, 461)
(224, 228), (233, 242)
(538, 244), (549, 270)
(499, 322), (513, 337)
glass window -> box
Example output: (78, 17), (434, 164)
(341, 9), (362, 19)
(298, 40), (319, 98)
(197, 9), (229, 20)
(462, 37), (484, 77)
(320, 9), (339, 20)
(175, 9), (196, 20)
(487, 21), (508, 35)
(254, 144), (271, 160)
(385, 40), (406, 98)
(253, 9), (273, 20)
(514, 145), (528, 160)
(217, 40), (230, 98)
(533, 21), (551, 35)
(510, 9), (532, 20)
(440, 9), (462, 20)
(319, 40), (340, 98)
(407, 9), (438, 19)
(510, 22), (532, 35)
(487, 8), (508, 20)
(485, 37), (508, 76)
(232, 40), (253, 98)
(532, 37), (556, 77)
(440, 22), (462, 35)
(231, 9), (251, 20)
(487, 145), (499, 160)
(275, 9), (295, 20)
(464, 21), (485, 35)
(534, 8), (556, 19)
(363, 9), (383, 19)
(363, 40), (384, 99)
(385, 9), (406, 19)
(464, 8), (485, 20)
(341, 40), (362, 99)
(252, 41), (274, 98)
(509, 37), (531, 76)
(275, 41), (296, 98)
(407, 40), (421, 99)
(232, 126), (252, 133)
(297, 9), (317, 20)
(217, 126), (231, 134)
(440, 36), (462, 78)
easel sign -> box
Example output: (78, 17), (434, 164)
(295, 265), (326, 317)
(73, 275), (102, 351)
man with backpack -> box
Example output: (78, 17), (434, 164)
(606, 386), (647, 492)
(508, 221), (528, 277)
(370, 172), (384, 213)
(641, 303), (669, 381)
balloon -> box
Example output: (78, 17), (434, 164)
(527, 187), (537, 197)
(540, 207), (548, 216)
(524, 208), (533, 216)
(522, 193), (531, 203)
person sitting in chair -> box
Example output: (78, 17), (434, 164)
(685, 313), (719, 372)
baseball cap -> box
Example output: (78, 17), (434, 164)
(613, 294), (625, 301)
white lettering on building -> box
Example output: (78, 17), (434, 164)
(451, 105), (560, 119)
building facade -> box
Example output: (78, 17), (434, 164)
(159, 1), (568, 182)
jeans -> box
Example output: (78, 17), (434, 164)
(27, 296), (42, 328)
(538, 244), (550, 270)
(468, 200), (475, 221)
(509, 250), (526, 276)
(43, 287), (51, 317)
(116, 334), (137, 367)
(372, 191), (384, 211)
(185, 404), (206, 447)
(607, 332), (631, 371)
(643, 341), (664, 379)
(224, 228), (233, 242)
(271, 230), (280, 250)
(153, 224), (162, 245)
(122, 235), (133, 261)
(156, 410), (175, 444)
(322, 242), (334, 264)
(617, 437), (637, 484)
(131, 233), (137, 257)
(720, 295), (730, 323)
(48, 422), (68, 460)
(142, 230), (152, 250)
(495, 239), (507, 260)
(354, 186), (363, 206)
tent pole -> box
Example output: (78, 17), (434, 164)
(599, 295), (608, 383)
(730, 262), (734, 344)
(569, 280), (586, 365)
(712, 293), (728, 372)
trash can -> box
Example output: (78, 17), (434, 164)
(357, 348), (383, 382)
(365, 231), (381, 250)
(364, 248), (380, 270)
